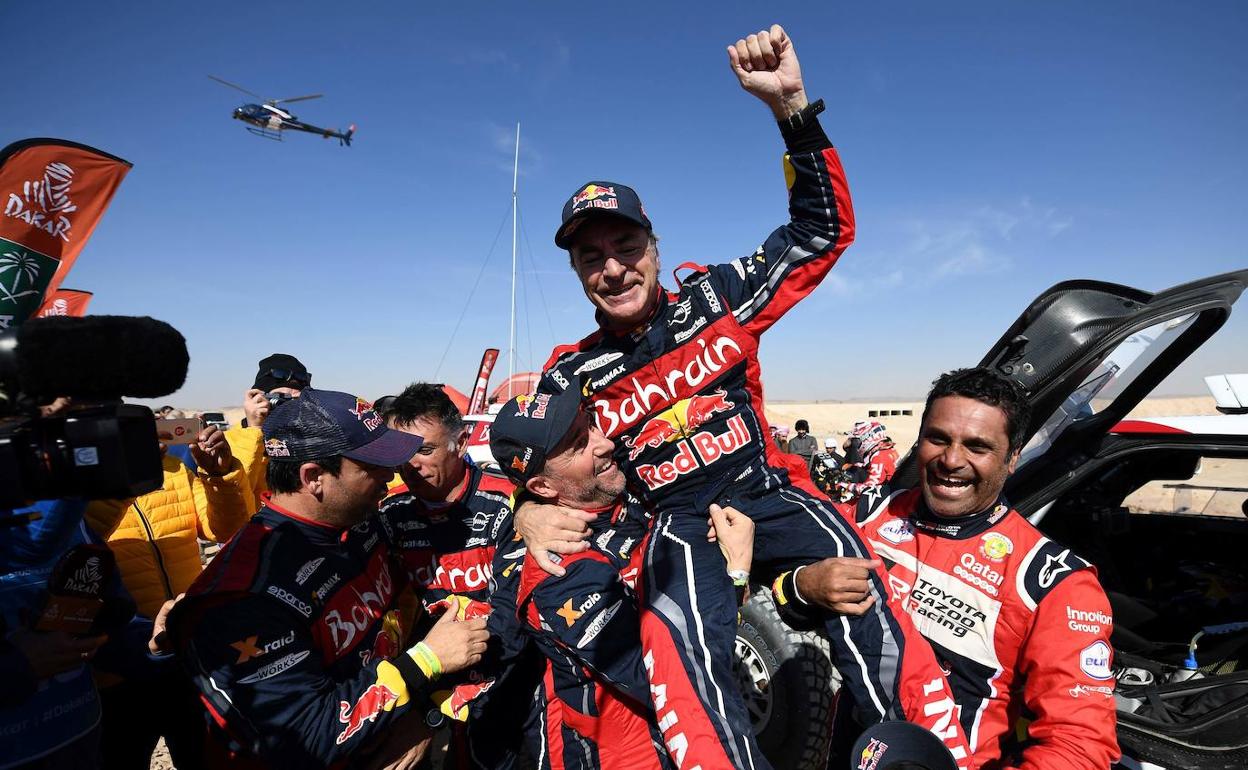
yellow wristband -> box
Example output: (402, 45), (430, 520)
(409, 642), (443, 679)
(772, 572), (791, 606)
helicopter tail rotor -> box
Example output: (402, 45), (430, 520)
(341, 124), (356, 147)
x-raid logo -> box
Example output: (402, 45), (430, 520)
(5, 162), (77, 241)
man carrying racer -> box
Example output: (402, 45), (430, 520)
(490, 387), (756, 769)
(517, 24), (974, 770)
(377, 383), (542, 768)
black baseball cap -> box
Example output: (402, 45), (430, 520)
(261, 387), (423, 467)
(849, 721), (959, 770)
(489, 387), (584, 485)
(254, 353), (311, 391)
(554, 180), (652, 249)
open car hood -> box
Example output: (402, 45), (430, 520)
(892, 269), (1248, 490)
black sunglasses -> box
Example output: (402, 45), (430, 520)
(264, 368), (310, 385)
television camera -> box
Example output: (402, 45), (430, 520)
(0, 315), (189, 509)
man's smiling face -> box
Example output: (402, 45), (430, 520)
(916, 395), (1019, 517)
(568, 217), (659, 332)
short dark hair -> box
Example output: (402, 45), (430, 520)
(381, 383), (464, 436)
(922, 367), (1032, 453)
(795, 419), (810, 432)
(266, 455), (343, 494)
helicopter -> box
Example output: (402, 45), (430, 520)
(209, 76), (355, 146)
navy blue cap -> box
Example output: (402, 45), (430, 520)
(849, 721), (958, 770)
(554, 181), (652, 249)
(261, 387), (423, 467)
(489, 387), (584, 484)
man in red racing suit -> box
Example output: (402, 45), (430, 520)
(775, 369), (1119, 770)
(169, 389), (490, 769)
(377, 383), (544, 769)
(521, 25), (975, 770)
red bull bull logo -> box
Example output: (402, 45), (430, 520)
(621, 390), (735, 461)
(570, 184), (617, 212)
(635, 413), (751, 491)
(857, 738), (886, 770)
(352, 398), (383, 430)
(336, 682), (399, 744)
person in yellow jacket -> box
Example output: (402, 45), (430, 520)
(85, 423), (251, 770)
(224, 353), (312, 512)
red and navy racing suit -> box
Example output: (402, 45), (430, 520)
(514, 495), (671, 770)
(169, 499), (436, 770)
(378, 463), (545, 770)
(835, 444), (899, 502)
(540, 115), (974, 770)
(782, 488), (1120, 770)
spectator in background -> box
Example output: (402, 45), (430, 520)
(788, 418), (818, 467)
(833, 420), (899, 502)
(771, 425), (790, 453)
(224, 353), (311, 511)
(85, 424), (251, 770)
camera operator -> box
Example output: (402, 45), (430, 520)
(224, 353), (312, 512)
(0, 495), (141, 769)
(83, 421), (250, 770)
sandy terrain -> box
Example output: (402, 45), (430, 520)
(764, 396), (1223, 451)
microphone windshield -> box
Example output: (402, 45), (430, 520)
(13, 316), (189, 400)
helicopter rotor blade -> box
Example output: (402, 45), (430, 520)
(271, 94), (323, 105)
(208, 75), (265, 100)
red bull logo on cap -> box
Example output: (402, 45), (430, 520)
(352, 398), (383, 431)
(570, 183), (618, 213)
(621, 390), (735, 461)
(857, 738), (887, 770)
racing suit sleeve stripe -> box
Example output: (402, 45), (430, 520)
(714, 140), (855, 336)
(1012, 570), (1120, 770)
(181, 595), (431, 768)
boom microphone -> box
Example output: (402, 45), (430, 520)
(0, 316), (189, 402)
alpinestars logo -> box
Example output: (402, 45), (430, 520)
(5, 162), (77, 241)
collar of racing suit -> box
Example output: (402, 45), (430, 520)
(910, 495), (1012, 540)
(593, 284), (668, 340)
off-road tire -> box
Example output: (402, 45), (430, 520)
(735, 589), (841, 770)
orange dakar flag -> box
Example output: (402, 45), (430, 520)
(0, 139), (130, 329)
(36, 288), (93, 318)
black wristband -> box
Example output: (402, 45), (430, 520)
(778, 98), (832, 154)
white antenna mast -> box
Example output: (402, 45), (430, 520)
(508, 122), (520, 399)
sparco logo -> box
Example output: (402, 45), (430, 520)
(592, 334), (745, 436)
(5, 162), (77, 241)
(267, 586), (313, 617)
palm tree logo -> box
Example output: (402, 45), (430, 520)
(0, 249), (45, 305)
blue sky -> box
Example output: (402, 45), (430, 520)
(4, 1), (1246, 406)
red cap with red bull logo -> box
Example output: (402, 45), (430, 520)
(555, 180), (652, 249)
